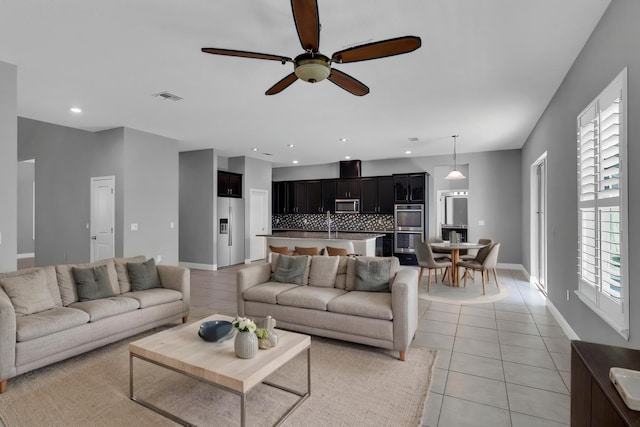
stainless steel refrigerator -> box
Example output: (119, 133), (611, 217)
(217, 197), (245, 268)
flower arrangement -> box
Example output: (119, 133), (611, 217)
(255, 328), (269, 339)
(232, 316), (256, 333)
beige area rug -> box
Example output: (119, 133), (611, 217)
(418, 276), (508, 304)
(0, 327), (437, 427)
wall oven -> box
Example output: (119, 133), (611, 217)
(394, 204), (424, 253)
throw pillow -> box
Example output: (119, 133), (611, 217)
(0, 269), (57, 315)
(308, 256), (340, 288)
(326, 246), (349, 256)
(354, 258), (393, 292)
(273, 255), (309, 285)
(127, 258), (162, 291)
(294, 246), (319, 256)
(72, 265), (117, 301)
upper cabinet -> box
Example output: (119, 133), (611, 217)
(336, 179), (360, 199)
(218, 171), (242, 198)
(361, 176), (394, 213)
(393, 173), (425, 203)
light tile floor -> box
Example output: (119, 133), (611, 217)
(418, 269), (571, 427)
(186, 263), (571, 427)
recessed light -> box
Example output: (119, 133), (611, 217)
(339, 138), (348, 142)
(344, 155), (351, 159)
(405, 150), (412, 155)
(287, 144), (294, 148)
(70, 107), (82, 113)
(292, 160), (299, 164)
(251, 147), (258, 152)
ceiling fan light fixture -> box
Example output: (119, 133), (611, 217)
(294, 54), (330, 83)
(445, 135), (466, 180)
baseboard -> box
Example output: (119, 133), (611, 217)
(496, 263), (526, 273)
(546, 299), (580, 341)
(178, 262), (215, 271)
(17, 253), (35, 259)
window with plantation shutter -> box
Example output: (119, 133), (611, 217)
(576, 68), (628, 339)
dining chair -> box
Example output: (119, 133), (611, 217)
(427, 237), (451, 260)
(459, 238), (493, 280)
(457, 243), (501, 295)
(415, 241), (452, 292)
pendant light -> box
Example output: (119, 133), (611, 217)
(445, 135), (466, 180)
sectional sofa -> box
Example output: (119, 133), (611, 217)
(0, 256), (190, 393)
(237, 254), (418, 360)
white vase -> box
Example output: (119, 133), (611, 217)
(234, 331), (258, 359)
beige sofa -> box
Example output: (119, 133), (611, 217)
(0, 256), (190, 393)
(237, 255), (418, 361)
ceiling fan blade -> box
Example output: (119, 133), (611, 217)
(201, 48), (292, 63)
(327, 69), (369, 96)
(265, 73), (298, 95)
(331, 36), (421, 64)
(291, 0), (320, 52)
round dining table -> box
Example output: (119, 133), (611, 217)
(429, 242), (489, 286)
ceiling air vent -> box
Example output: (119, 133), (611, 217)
(152, 91), (183, 102)
(408, 137), (419, 142)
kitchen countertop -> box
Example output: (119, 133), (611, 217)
(259, 231), (385, 241)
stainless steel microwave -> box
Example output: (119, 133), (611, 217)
(335, 199), (360, 214)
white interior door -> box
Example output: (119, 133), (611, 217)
(90, 176), (115, 262)
(250, 189), (269, 261)
(530, 153), (547, 293)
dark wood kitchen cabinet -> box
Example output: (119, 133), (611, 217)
(305, 180), (323, 213)
(361, 176), (394, 214)
(321, 180), (336, 213)
(336, 179), (360, 199)
(218, 171), (242, 198)
(571, 340), (640, 426)
(394, 173), (425, 203)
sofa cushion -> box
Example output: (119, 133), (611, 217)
(69, 296), (140, 322)
(243, 282), (299, 304)
(72, 265), (117, 301)
(0, 266), (62, 307)
(277, 286), (347, 311)
(294, 246), (319, 256)
(344, 257), (358, 291)
(326, 246), (349, 256)
(353, 257), (395, 292)
(15, 306), (90, 342)
(114, 255), (147, 293)
(270, 253), (312, 285)
(308, 256), (340, 288)
(122, 288), (183, 309)
(327, 291), (393, 320)
(273, 255), (309, 285)
(0, 269), (57, 316)
(127, 258), (162, 291)
(269, 245), (291, 255)
(57, 259), (120, 306)
(334, 256), (351, 290)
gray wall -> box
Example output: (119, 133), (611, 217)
(18, 119), (180, 266)
(179, 149), (215, 265)
(17, 161), (34, 254)
(122, 128), (179, 264)
(274, 149), (522, 264)
(521, 0), (640, 347)
(0, 61), (17, 272)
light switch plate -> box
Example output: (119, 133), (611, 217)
(479, 220), (485, 226)
(131, 223), (138, 231)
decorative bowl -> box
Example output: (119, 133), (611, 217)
(198, 320), (233, 342)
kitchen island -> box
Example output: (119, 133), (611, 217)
(260, 231), (386, 256)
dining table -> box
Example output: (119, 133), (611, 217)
(429, 242), (489, 286)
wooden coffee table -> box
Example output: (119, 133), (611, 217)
(129, 314), (311, 426)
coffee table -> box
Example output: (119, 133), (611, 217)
(129, 314), (311, 426)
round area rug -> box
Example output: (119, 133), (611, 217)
(417, 277), (508, 304)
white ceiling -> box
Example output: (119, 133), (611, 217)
(0, 0), (610, 167)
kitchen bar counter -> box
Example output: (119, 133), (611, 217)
(259, 231), (385, 256)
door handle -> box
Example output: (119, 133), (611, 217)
(91, 236), (97, 240)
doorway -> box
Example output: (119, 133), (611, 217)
(249, 189), (269, 261)
(90, 176), (115, 262)
(530, 153), (547, 293)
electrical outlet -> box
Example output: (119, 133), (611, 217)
(567, 289), (570, 301)
(156, 255), (162, 263)
(170, 222), (174, 229)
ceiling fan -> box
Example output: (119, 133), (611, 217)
(201, 0), (421, 96)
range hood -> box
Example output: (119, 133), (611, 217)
(339, 160), (361, 178)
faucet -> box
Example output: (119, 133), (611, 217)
(326, 211), (331, 239)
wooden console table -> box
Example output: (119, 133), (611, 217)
(571, 340), (640, 426)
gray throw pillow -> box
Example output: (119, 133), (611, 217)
(354, 258), (393, 292)
(127, 258), (162, 291)
(72, 265), (117, 301)
(273, 255), (308, 285)
(0, 269), (57, 315)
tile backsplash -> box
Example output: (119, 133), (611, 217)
(272, 213), (394, 231)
